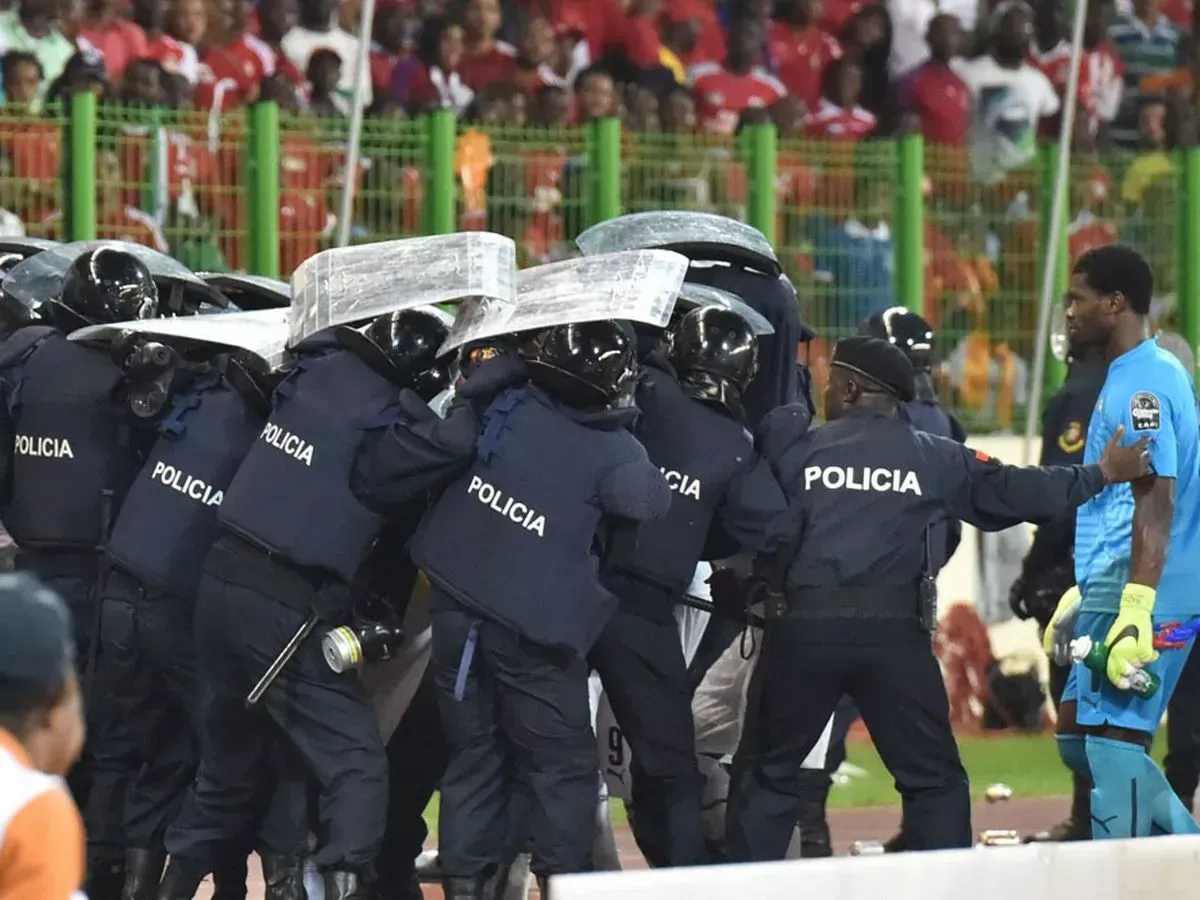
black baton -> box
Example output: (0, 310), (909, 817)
(245, 612), (320, 708)
(678, 593), (766, 629)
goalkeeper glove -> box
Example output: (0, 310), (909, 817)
(1103, 583), (1159, 690)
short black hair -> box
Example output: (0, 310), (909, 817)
(0, 675), (68, 739)
(2, 50), (42, 88)
(573, 64), (612, 92)
(1072, 244), (1154, 315)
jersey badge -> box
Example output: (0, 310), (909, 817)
(1130, 392), (1161, 432)
(1057, 420), (1085, 453)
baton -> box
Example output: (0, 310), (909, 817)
(679, 593), (766, 628)
(245, 612), (320, 708)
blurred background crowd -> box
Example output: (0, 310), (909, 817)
(0, 0), (1195, 430)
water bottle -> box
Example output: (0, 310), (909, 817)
(1069, 636), (1160, 698)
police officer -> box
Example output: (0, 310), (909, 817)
(590, 306), (789, 869)
(98, 343), (299, 899)
(351, 320), (671, 899)
(1010, 346), (1107, 842)
(0, 246), (161, 899)
(725, 336), (1152, 859)
(157, 308), (454, 900)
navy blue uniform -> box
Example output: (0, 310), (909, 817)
(727, 408), (1112, 859)
(0, 327), (153, 885)
(354, 382), (671, 878)
(100, 370), (305, 888)
(591, 356), (787, 868)
(165, 342), (396, 882)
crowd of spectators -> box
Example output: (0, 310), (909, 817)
(0, 0), (1193, 427)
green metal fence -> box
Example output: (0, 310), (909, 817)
(8, 94), (1198, 431)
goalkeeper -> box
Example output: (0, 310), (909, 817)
(1045, 245), (1200, 838)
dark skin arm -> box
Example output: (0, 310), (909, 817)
(1129, 475), (1174, 589)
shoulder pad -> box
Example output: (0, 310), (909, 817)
(0, 325), (57, 370)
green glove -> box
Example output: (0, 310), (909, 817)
(1103, 584), (1159, 690)
(1042, 585), (1081, 666)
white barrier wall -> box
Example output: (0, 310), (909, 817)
(553, 837), (1200, 900)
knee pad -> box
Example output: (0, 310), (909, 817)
(1056, 734), (1090, 778)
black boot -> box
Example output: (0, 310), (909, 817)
(1025, 771), (1092, 842)
(795, 770), (833, 858)
(260, 855), (307, 900)
(121, 849), (166, 900)
(156, 859), (208, 900)
(87, 857), (127, 900)
(324, 871), (369, 900)
(442, 876), (486, 900)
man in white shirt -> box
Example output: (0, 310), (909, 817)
(953, 1), (1059, 183)
(888, 0), (983, 79)
(282, 0), (372, 109)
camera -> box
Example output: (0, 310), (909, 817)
(322, 620), (406, 673)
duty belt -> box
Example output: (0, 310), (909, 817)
(783, 585), (921, 620)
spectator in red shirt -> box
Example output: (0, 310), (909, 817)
(410, 16), (473, 112)
(820, 0), (867, 34)
(133, 0), (200, 84)
(170, 0), (207, 49)
(662, 0), (725, 67)
(79, 0), (150, 81)
(196, 0), (275, 112)
(896, 14), (969, 146)
(690, 17), (786, 135)
(768, 0), (843, 113)
(620, 0), (664, 70)
(370, 3), (419, 101)
(458, 0), (517, 92)
(574, 64), (616, 121)
(258, 0), (306, 87)
(804, 57), (877, 139)
(1036, 0), (1123, 141)
(513, 16), (567, 94)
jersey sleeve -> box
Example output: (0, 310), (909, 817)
(0, 787), (86, 900)
(1115, 373), (1180, 479)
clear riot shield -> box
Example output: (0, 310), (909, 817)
(288, 233), (517, 347)
(440, 249), (689, 355)
(576, 211), (780, 277)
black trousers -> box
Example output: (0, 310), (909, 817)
(164, 537), (387, 876)
(19, 552), (135, 873)
(376, 667), (449, 895)
(726, 618), (971, 859)
(589, 594), (708, 868)
(430, 592), (595, 877)
(1166, 641), (1200, 811)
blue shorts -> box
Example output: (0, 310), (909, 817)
(1062, 611), (1196, 733)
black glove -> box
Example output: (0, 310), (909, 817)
(1009, 575), (1031, 620)
(311, 582), (353, 623)
(707, 568), (759, 622)
(458, 353), (528, 411)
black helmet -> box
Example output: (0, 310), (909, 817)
(224, 349), (281, 418)
(860, 307), (935, 371)
(338, 307), (451, 390)
(669, 306), (758, 419)
(526, 320), (637, 408)
(50, 246), (159, 330)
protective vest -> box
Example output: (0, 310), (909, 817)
(218, 347), (401, 582)
(107, 376), (265, 598)
(411, 387), (652, 656)
(611, 364), (753, 594)
(903, 399), (960, 573)
(0, 329), (139, 550)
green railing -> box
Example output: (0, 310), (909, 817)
(3, 93), (1195, 431)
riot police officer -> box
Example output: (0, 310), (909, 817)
(99, 342), (297, 899)
(1010, 347), (1107, 842)
(352, 320), (671, 900)
(725, 336), (1152, 859)
(0, 246), (161, 899)
(158, 308), (454, 900)
(591, 306), (789, 869)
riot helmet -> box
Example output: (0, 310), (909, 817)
(44, 246), (159, 331)
(338, 307), (452, 392)
(860, 307), (935, 372)
(525, 320), (638, 409)
(225, 349), (281, 418)
(669, 306), (758, 419)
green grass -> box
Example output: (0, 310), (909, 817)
(420, 731), (1171, 828)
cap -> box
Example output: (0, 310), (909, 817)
(831, 335), (916, 402)
(0, 574), (75, 702)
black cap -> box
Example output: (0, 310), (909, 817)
(831, 335), (915, 402)
(0, 574), (74, 707)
